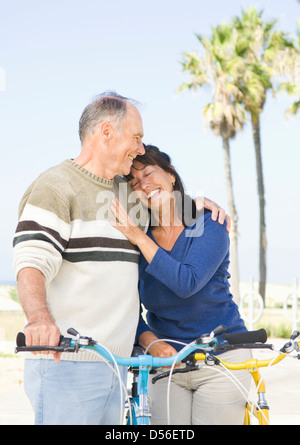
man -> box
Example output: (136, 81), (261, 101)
(13, 91), (228, 425)
(13, 92), (147, 425)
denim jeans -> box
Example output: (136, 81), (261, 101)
(24, 359), (127, 425)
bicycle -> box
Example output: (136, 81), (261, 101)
(15, 326), (300, 425)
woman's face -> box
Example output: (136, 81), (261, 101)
(128, 161), (175, 210)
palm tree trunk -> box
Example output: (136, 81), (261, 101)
(251, 116), (267, 302)
(222, 137), (240, 304)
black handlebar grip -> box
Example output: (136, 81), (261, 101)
(223, 329), (267, 345)
(15, 332), (67, 352)
(16, 332), (26, 347)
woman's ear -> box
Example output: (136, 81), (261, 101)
(167, 164), (176, 186)
(170, 173), (176, 187)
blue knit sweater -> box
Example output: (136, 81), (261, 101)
(136, 210), (246, 350)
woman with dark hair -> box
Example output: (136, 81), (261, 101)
(124, 145), (197, 228)
(110, 144), (251, 425)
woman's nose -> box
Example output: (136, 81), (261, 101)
(139, 177), (149, 192)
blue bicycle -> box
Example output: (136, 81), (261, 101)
(16, 326), (271, 425)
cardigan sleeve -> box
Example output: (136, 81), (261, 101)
(144, 215), (230, 299)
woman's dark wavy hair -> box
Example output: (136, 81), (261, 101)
(125, 144), (196, 227)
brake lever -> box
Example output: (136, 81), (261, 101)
(195, 325), (227, 346)
(152, 362), (199, 384)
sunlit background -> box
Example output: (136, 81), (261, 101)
(0, 0), (299, 286)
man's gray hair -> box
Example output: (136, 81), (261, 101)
(78, 91), (138, 143)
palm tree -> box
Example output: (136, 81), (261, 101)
(280, 22), (300, 118)
(178, 24), (247, 303)
(233, 7), (298, 301)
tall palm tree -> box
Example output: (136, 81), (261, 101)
(179, 24), (247, 303)
(233, 7), (298, 301)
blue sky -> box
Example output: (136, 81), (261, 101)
(0, 0), (299, 285)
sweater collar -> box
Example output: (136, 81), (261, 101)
(65, 159), (114, 188)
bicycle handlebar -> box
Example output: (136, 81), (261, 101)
(15, 329), (209, 367)
(15, 326), (270, 369)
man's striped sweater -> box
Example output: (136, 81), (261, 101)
(13, 159), (148, 360)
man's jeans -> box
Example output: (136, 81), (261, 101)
(24, 359), (127, 425)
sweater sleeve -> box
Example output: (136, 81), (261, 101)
(145, 215), (230, 299)
(13, 186), (70, 284)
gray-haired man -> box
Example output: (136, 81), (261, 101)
(13, 92), (146, 425)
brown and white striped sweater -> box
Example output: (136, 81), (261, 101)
(13, 159), (148, 360)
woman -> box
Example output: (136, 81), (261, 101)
(110, 144), (251, 425)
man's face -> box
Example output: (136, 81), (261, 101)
(109, 104), (145, 176)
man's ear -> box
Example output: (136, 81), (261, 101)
(97, 120), (113, 140)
